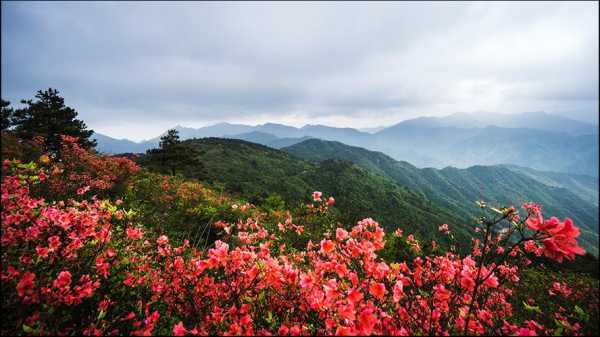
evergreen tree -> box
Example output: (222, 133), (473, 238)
(1, 99), (13, 131)
(11, 88), (96, 154)
(146, 129), (202, 175)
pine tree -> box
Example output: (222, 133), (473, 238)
(146, 129), (202, 175)
(1, 99), (13, 131)
(11, 88), (96, 155)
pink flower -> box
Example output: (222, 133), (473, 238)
(76, 185), (91, 195)
(53, 270), (72, 289)
(335, 326), (354, 336)
(517, 327), (537, 336)
(433, 284), (450, 304)
(300, 274), (314, 289)
(393, 281), (404, 302)
(16, 272), (36, 298)
(278, 325), (289, 336)
(368, 281), (386, 301)
(524, 240), (542, 256)
(541, 218), (585, 262)
(156, 235), (169, 245)
(36, 246), (49, 258)
(357, 308), (377, 335)
(48, 235), (62, 251)
(393, 228), (403, 237)
(348, 288), (363, 305)
(173, 321), (186, 336)
(338, 302), (356, 321)
(460, 272), (475, 291)
(312, 191), (322, 201)
(126, 227), (144, 240)
(320, 239), (336, 254)
(336, 228), (348, 241)
(326, 196), (335, 206)
(484, 275), (499, 288)
(174, 256), (185, 272)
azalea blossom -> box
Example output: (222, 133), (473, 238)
(312, 191), (322, 201)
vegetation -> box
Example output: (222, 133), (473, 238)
(1, 99), (13, 131)
(284, 139), (599, 256)
(1, 89), (598, 336)
(1, 138), (597, 335)
(143, 129), (203, 176)
(137, 137), (473, 248)
(3, 89), (96, 155)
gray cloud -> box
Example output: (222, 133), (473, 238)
(2, 1), (598, 140)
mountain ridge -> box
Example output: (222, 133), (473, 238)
(283, 138), (599, 255)
(93, 111), (598, 176)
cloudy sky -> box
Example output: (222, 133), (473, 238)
(2, 1), (598, 141)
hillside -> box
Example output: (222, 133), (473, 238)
(502, 165), (599, 206)
(137, 138), (472, 244)
(283, 139), (599, 255)
(224, 131), (311, 149)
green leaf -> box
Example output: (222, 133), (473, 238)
(522, 301), (542, 314)
(553, 326), (564, 336)
(22, 324), (33, 333)
(574, 305), (589, 321)
(98, 309), (106, 320)
(554, 318), (565, 328)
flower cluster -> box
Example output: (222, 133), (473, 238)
(522, 203), (585, 262)
(43, 135), (140, 199)
(1, 139), (597, 336)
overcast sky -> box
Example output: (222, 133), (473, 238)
(2, 1), (598, 141)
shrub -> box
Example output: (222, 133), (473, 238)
(1, 142), (596, 336)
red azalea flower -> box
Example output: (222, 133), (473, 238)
(369, 281), (386, 301)
(173, 321), (186, 336)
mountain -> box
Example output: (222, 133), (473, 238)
(298, 124), (372, 147)
(283, 139), (599, 255)
(225, 131), (279, 145)
(92, 132), (155, 154)
(225, 131), (310, 149)
(266, 136), (314, 149)
(359, 126), (387, 133)
(254, 123), (303, 138)
(396, 112), (598, 135)
(94, 122), (372, 153)
(502, 165), (599, 206)
(137, 137), (474, 245)
(94, 112), (598, 177)
(372, 125), (599, 176)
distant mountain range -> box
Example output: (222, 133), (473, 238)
(94, 111), (598, 176)
(394, 111), (598, 135)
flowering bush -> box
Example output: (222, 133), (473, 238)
(122, 170), (258, 245)
(1, 143), (597, 336)
(41, 135), (140, 200)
